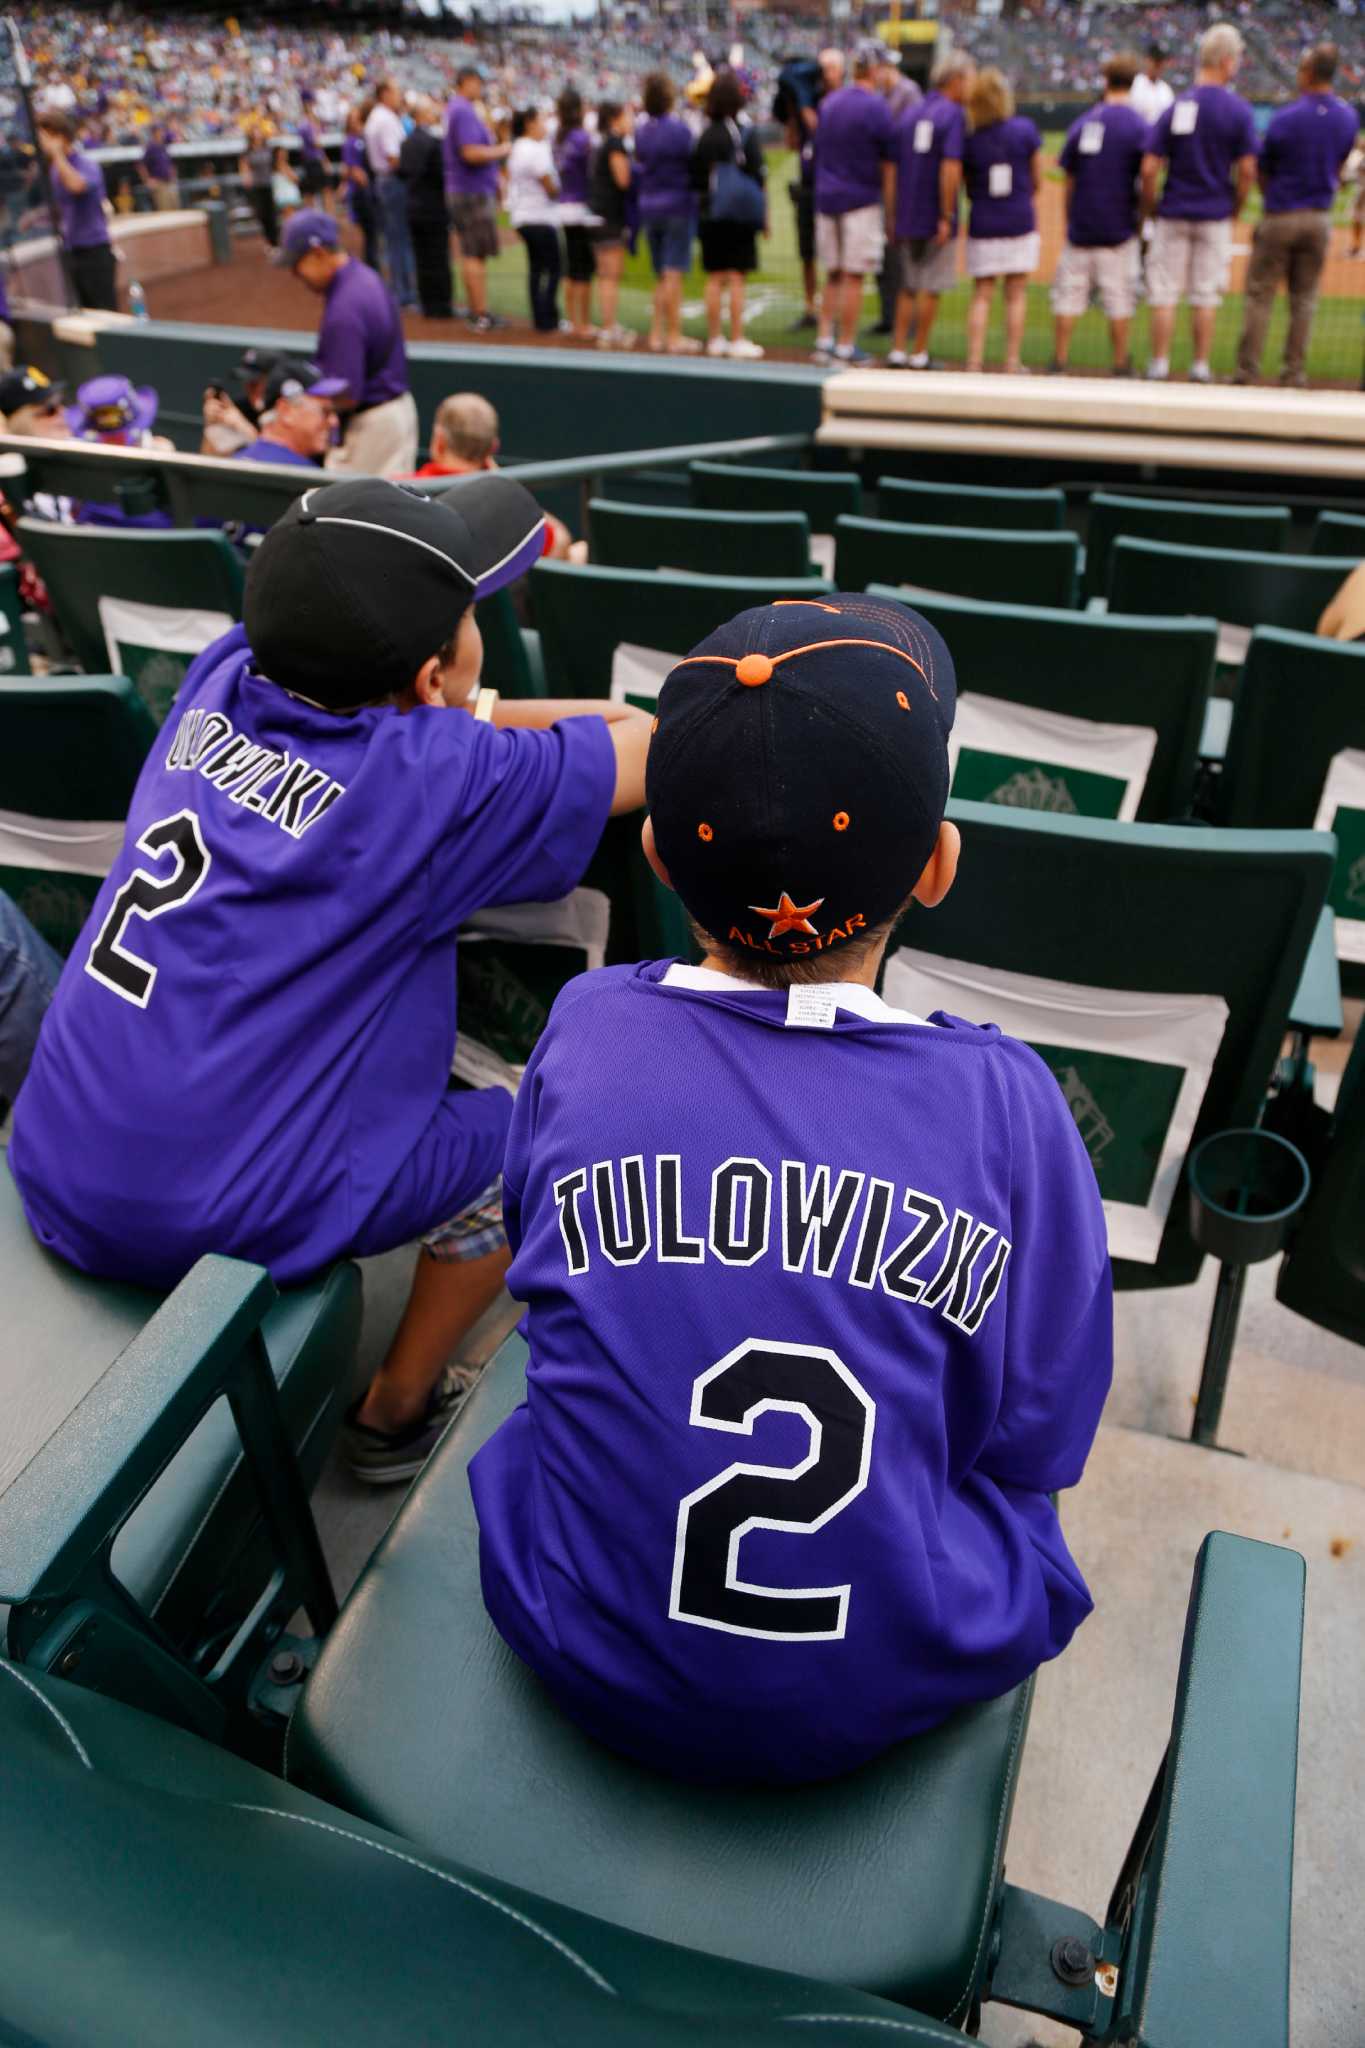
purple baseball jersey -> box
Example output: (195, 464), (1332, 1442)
(53, 147), (110, 249)
(10, 626), (615, 1289)
(234, 437), (320, 467)
(1260, 92), (1358, 213)
(470, 960), (1113, 1785)
(814, 84), (895, 216)
(1059, 100), (1149, 248)
(964, 116), (1042, 240)
(633, 112), (695, 220)
(445, 94), (500, 198)
(1150, 84), (1259, 222)
(316, 256), (408, 408)
(896, 91), (966, 241)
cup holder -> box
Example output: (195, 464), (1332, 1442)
(1188, 1127), (1311, 1268)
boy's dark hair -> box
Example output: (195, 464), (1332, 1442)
(692, 904), (909, 991)
(1104, 51), (1140, 91)
(597, 100), (623, 134)
(557, 87), (583, 130)
(706, 71), (745, 123)
(642, 72), (674, 118)
(36, 110), (76, 141)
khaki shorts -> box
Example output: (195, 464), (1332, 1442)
(1147, 216), (1233, 310)
(1051, 238), (1140, 319)
(816, 202), (885, 277)
(450, 190), (500, 261)
(899, 234), (958, 296)
(326, 390), (420, 480)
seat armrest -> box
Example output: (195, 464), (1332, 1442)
(1287, 906), (1343, 1040)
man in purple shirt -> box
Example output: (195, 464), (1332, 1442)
(813, 43), (897, 364)
(1236, 42), (1358, 387)
(444, 66), (510, 333)
(1051, 52), (1149, 376)
(235, 357), (345, 468)
(887, 51), (974, 369)
(35, 110), (116, 311)
(1141, 22), (1259, 382)
(278, 209), (417, 476)
(139, 126), (178, 212)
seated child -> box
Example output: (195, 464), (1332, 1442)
(470, 594), (1113, 1784)
(10, 475), (650, 1484)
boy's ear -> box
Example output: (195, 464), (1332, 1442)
(642, 815), (674, 892)
(910, 820), (961, 910)
(411, 656), (444, 708)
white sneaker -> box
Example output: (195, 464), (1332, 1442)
(1145, 358), (1170, 381)
(885, 350), (910, 368)
(706, 335), (731, 357)
(728, 336), (764, 360)
(1188, 361), (1212, 383)
(908, 351), (931, 370)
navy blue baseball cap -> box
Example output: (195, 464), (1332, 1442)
(274, 208), (340, 267)
(646, 595), (956, 958)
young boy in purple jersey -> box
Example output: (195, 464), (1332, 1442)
(10, 476), (650, 1484)
(1051, 52), (1149, 376)
(470, 593), (1113, 1785)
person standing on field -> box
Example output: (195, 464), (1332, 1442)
(887, 51), (974, 370)
(1235, 43), (1358, 388)
(1051, 52), (1148, 377)
(812, 42), (897, 366)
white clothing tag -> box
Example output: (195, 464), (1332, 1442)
(1172, 98), (1198, 135)
(913, 118), (934, 154)
(988, 161), (1013, 197)
(1079, 121), (1104, 155)
(786, 985), (838, 1029)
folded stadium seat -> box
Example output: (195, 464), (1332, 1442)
(835, 517), (1081, 610)
(886, 802), (1331, 1292)
(1309, 509), (1365, 556)
(476, 587), (547, 698)
(688, 459), (863, 522)
(17, 519), (244, 722)
(530, 562), (835, 701)
(1082, 494), (1291, 605)
(588, 499), (816, 581)
(1277, 1026), (1365, 1344)
(0, 674), (156, 954)
(866, 584), (1216, 822)
(0, 1159), (361, 1678)
(0, 561), (30, 675)
(878, 476), (1066, 532)
(1106, 538), (1354, 646)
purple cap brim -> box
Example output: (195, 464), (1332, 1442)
(473, 516), (547, 601)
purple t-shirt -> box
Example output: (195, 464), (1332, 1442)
(896, 90), (966, 240)
(469, 960), (1112, 1785)
(555, 124), (592, 206)
(298, 119), (322, 164)
(1260, 92), (1359, 213)
(1059, 99), (1148, 247)
(964, 115), (1042, 240)
(814, 84), (895, 217)
(1150, 84), (1258, 221)
(142, 140), (174, 182)
(444, 93), (499, 199)
(235, 437), (319, 467)
(316, 256), (408, 408)
(52, 147), (109, 250)
(9, 626), (616, 1289)
(634, 112), (695, 220)
(341, 133), (365, 221)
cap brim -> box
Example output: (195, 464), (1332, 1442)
(307, 378), (349, 399)
(421, 471), (549, 602)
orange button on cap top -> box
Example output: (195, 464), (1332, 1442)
(736, 653), (774, 687)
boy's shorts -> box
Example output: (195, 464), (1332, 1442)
(422, 1177), (506, 1262)
(1146, 217), (1232, 310)
(1051, 238), (1139, 320)
(349, 1085), (511, 1264)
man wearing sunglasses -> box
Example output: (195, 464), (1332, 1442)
(0, 367), (70, 438)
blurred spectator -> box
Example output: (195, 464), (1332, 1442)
(0, 365), (68, 437)
(773, 48), (842, 329)
(636, 73), (698, 354)
(66, 372), (172, 450)
(278, 209), (417, 476)
(963, 67), (1041, 374)
(401, 96), (456, 319)
(1051, 51), (1147, 376)
(812, 42), (896, 365)
(445, 65), (510, 333)
(589, 99), (636, 350)
(239, 118), (278, 252)
(888, 51), (974, 369)
(297, 100), (334, 212)
(1236, 43), (1359, 386)
(272, 144), (302, 222)
(342, 103), (380, 271)
(1318, 559), (1365, 639)
(35, 110), (116, 311)
(692, 69), (767, 359)
(1142, 23), (1258, 383)
(235, 358), (344, 468)
(366, 78), (417, 309)
(138, 124), (179, 211)
(507, 107), (560, 335)
(554, 88), (597, 340)
(410, 390), (580, 560)
(1129, 43), (1176, 126)
(869, 49), (922, 333)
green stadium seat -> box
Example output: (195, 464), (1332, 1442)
(888, 803), (1332, 1291)
(1309, 510), (1365, 556)
(1106, 537), (1353, 641)
(835, 517), (1081, 609)
(1277, 1028), (1365, 1345)
(689, 459), (863, 524)
(589, 499), (815, 580)
(0, 675), (156, 953)
(867, 584), (1215, 822)
(530, 562), (834, 700)
(17, 519), (245, 720)
(0, 562), (30, 675)
(1083, 494), (1291, 604)
(476, 587), (547, 698)
(879, 476), (1066, 531)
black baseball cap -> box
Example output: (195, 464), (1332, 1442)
(260, 356), (348, 409)
(647, 595), (956, 958)
(244, 475), (547, 709)
(0, 365), (64, 415)
(234, 345), (288, 386)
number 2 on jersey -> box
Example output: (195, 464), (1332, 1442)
(669, 1339), (875, 1642)
(85, 809), (211, 1009)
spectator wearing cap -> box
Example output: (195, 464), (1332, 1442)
(1051, 52), (1148, 376)
(400, 97), (456, 320)
(868, 48), (922, 335)
(962, 68), (1042, 375)
(35, 109), (116, 311)
(635, 74), (699, 354)
(887, 51), (974, 370)
(1142, 24), (1259, 384)
(278, 209), (417, 477)
(365, 78), (418, 310)
(445, 66), (511, 334)
(0, 366), (69, 438)
(812, 43), (898, 365)
(1235, 43), (1359, 388)
(410, 391), (580, 560)
(235, 359), (346, 467)
(1129, 43), (1175, 127)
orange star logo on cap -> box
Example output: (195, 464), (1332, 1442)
(749, 892), (824, 940)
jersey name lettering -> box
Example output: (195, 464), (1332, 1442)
(164, 706), (347, 840)
(552, 1154), (1011, 1337)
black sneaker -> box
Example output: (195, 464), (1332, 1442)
(790, 310), (818, 332)
(342, 1364), (478, 1485)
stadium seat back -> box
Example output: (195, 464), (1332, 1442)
(476, 588), (546, 698)
(836, 517), (1080, 609)
(589, 499), (814, 580)
(879, 476), (1066, 531)
(0, 675), (155, 953)
(1309, 509), (1365, 556)
(689, 460), (863, 523)
(0, 562), (29, 675)
(17, 520), (244, 720)
(1084, 494), (1291, 603)
(868, 585), (1215, 822)
(1106, 536), (1352, 636)
(1277, 1028), (1365, 1344)
(888, 804), (1332, 1290)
